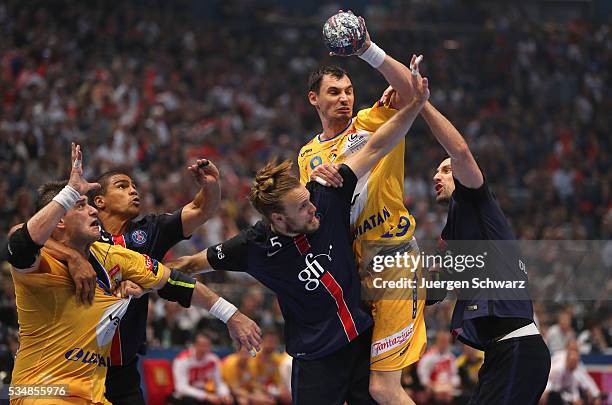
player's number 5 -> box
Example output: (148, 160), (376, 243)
(270, 237), (282, 249)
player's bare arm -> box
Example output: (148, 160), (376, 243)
(345, 55), (429, 179)
(191, 282), (262, 353)
(6, 143), (100, 273)
(331, 11), (415, 107)
(44, 238), (97, 305)
(421, 102), (483, 188)
(26, 143), (100, 246)
(132, 257), (261, 352)
(181, 158), (221, 237)
(164, 249), (211, 276)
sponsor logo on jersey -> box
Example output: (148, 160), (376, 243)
(298, 245), (333, 291)
(109, 264), (122, 284)
(371, 323), (414, 358)
(353, 206), (391, 239)
(215, 244), (225, 260)
(143, 254), (159, 275)
(309, 156), (322, 170)
(64, 347), (112, 368)
(300, 148), (313, 157)
(96, 298), (131, 347)
(131, 229), (147, 247)
(344, 131), (369, 154)
(109, 264), (120, 279)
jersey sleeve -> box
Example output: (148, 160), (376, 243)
(206, 230), (249, 272)
(108, 245), (167, 289)
(297, 144), (313, 185)
(354, 102), (398, 133)
(453, 177), (491, 204)
(150, 209), (187, 254)
(336, 164), (358, 203)
(306, 163), (357, 209)
(453, 177), (517, 241)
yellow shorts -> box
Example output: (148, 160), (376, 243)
(360, 238), (427, 371)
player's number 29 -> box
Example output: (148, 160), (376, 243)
(381, 216), (412, 238)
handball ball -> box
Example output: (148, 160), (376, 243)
(323, 12), (366, 56)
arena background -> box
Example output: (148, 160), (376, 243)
(0, 0), (610, 403)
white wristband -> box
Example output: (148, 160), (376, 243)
(209, 297), (238, 323)
(359, 42), (386, 69)
(52, 185), (81, 211)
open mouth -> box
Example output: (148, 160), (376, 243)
(435, 184), (443, 194)
(131, 198), (140, 206)
(90, 219), (100, 228)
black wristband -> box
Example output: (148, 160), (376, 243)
(157, 268), (196, 308)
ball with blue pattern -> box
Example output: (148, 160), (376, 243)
(323, 12), (366, 56)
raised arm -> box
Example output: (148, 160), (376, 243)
(181, 159), (221, 237)
(420, 103), (483, 188)
(27, 143), (100, 245)
(335, 12), (415, 108)
(346, 55), (429, 179)
(6, 143), (99, 272)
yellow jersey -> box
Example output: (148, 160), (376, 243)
(248, 352), (284, 389)
(10, 242), (166, 404)
(298, 102), (416, 265)
(221, 353), (254, 392)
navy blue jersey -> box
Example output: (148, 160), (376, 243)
(442, 177), (533, 349)
(206, 165), (373, 360)
(99, 209), (186, 365)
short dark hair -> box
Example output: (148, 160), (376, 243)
(88, 169), (133, 202)
(36, 180), (68, 211)
(307, 65), (348, 94)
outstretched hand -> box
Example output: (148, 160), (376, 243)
(67, 143), (100, 195)
(227, 312), (262, 355)
(310, 163), (343, 188)
(409, 54), (429, 105)
(188, 158), (220, 188)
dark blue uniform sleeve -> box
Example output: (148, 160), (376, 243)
(306, 164), (358, 207)
(452, 177), (490, 204)
(453, 177), (516, 240)
(206, 230), (249, 272)
(336, 164), (358, 203)
(150, 209), (187, 257)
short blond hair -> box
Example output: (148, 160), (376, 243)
(249, 160), (301, 218)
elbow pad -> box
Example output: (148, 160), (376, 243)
(157, 269), (196, 308)
(5, 224), (42, 269)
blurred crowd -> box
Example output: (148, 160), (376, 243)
(0, 0), (610, 403)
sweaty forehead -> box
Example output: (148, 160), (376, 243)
(284, 186), (310, 206)
(109, 174), (133, 185)
(438, 158), (452, 171)
(321, 74), (352, 90)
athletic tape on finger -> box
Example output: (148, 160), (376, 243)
(314, 176), (329, 186)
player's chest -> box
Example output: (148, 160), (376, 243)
(254, 232), (352, 295)
(309, 129), (372, 169)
